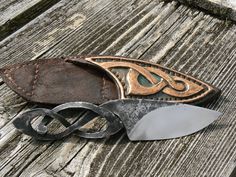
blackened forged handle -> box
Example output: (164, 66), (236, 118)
(13, 102), (123, 140)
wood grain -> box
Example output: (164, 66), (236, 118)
(0, 0), (41, 26)
(177, 0), (236, 22)
(0, 0), (236, 176)
(0, 0), (61, 41)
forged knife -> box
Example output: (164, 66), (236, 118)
(13, 99), (222, 141)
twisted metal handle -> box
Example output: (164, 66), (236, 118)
(13, 102), (123, 140)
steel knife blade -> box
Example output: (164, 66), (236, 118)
(101, 99), (222, 141)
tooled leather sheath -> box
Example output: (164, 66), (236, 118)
(0, 56), (220, 105)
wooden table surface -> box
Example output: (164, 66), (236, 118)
(0, 0), (236, 176)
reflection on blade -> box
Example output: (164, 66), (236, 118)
(128, 104), (222, 141)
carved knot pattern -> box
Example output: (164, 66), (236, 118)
(100, 61), (204, 98)
(85, 56), (215, 103)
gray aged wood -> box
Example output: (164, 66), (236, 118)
(0, 0), (60, 41)
(0, 0), (236, 176)
(177, 0), (236, 21)
(0, 0), (41, 26)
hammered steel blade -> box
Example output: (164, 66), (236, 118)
(101, 99), (221, 141)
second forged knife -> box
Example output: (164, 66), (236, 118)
(13, 99), (222, 141)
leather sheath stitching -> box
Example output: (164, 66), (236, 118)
(31, 63), (39, 96)
(101, 76), (107, 101)
(3, 64), (33, 96)
(2, 59), (64, 98)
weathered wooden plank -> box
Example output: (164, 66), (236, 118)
(0, 0), (133, 66)
(0, 0), (236, 176)
(0, 85), (27, 129)
(177, 0), (236, 22)
(0, 0), (61, 41)
(0, 0), (41, 26)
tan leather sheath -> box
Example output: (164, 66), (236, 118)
(0, 55), (221, 105)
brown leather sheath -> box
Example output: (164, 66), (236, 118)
(0, 55), (221, 105)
